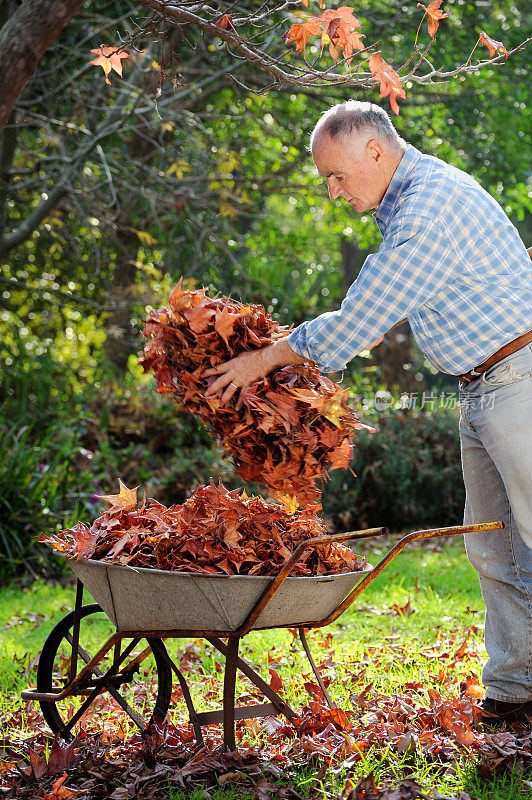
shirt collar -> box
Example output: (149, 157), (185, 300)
(373, 144), (422, 231)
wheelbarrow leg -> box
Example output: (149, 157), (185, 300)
(299, 627), (336, 709)
(223, 635), (240, 751)
(68, 580), (84, 684)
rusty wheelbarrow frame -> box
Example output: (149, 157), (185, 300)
(22, 521), (502, 751)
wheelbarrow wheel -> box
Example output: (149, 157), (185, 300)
(36, 603), (172, 738)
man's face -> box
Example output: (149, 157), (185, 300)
(312, 132), (388, 213)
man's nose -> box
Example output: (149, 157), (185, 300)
(327, 177), (341, 199)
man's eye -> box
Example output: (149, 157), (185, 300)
(337, 176), (345, 182)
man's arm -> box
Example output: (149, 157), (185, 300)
(286, 214), (454, 373)
(205, 214), (453, 403)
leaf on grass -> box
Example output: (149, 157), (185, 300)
(389, 596), (416, 617)
(42, 773), (79, 799)
(268, 669), (284, 693)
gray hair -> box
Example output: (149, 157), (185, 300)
(310, 100), (407, 153)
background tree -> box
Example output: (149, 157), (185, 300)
(0, 0), (530, 578)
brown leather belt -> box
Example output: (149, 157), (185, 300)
(457, 329), (532, 383)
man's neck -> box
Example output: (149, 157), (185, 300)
(384, 147), (406, 190)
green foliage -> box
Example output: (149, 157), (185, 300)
(80, 372), (238, 509)
(0, 0), (528, 579)
(0, 420), (85, 584)
(323, 408), (464, 531)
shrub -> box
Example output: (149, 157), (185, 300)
(0, 421), (87, 584)
(323, 408), (464, 532)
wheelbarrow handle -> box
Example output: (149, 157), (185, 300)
(236, 521), (503, 636)
(313, 520), (504, 628)
(236, 526), (389, 635)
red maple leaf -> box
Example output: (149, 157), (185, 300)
(269, 668), (284, 693)
(215, 14), (235, 31)
(42, 773), (78, 799)
(417, 1), (450, 39)
(320, 6), (364, 60)
(89, 45), (130, 85)
(479, 31), (509, 59)
(327, 438), (353, 470)
(214, 306), (241, 347)
(368, 51), (407, 115)
(184, 301), (215, 334)
(283, 17), (322, 54)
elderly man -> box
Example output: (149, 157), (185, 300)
(205, 100), (532, 726)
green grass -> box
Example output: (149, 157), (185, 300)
(1, 539), (531, 799)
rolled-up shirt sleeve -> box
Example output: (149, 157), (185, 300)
(287, 214), (455, 373)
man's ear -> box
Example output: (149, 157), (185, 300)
(365, 138), (384, 163)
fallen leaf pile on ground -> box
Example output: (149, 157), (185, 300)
(38, 481), (367, 577)
(139, 280), (372, 506)
(2, 630), (532, 799)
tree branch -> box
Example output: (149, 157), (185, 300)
(0, 111), (17, 242)
(0, 0), (86, 133)
(0, 55), (151, 255)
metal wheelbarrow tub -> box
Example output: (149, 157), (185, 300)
(68, 558), (373, 632)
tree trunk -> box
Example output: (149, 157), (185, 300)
(0, 0), (85, 133)
(340, 237), (369, 296)
(371, 318), (416, 391)
(0, 109), (17, 242)
(103, 212), (139, 373)
(340, 235), (415, 390)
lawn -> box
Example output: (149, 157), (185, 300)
(1, 534), (531, 799)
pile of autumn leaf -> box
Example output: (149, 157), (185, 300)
(39, 481), (367, 577)
(139, 280), (371, 507)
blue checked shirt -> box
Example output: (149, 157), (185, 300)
(287, 145), (532, 376)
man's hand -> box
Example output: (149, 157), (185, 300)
(204, 338), (306, 408)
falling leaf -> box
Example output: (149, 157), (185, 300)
(277, 495), (300, 515)
(479, 31), (509, 59)
(416, 1), (450, 39)
(89, 45), (130, 85)
(368, 51), (407, 115)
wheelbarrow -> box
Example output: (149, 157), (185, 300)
(22, 521), (502, 751)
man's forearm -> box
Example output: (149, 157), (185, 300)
(267, 337), (308, 371)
